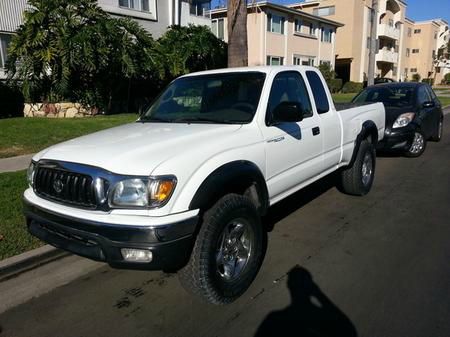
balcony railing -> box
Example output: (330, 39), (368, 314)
(376, 48), (399, 64)
(378, 24), (400, 40)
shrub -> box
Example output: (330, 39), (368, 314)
(329, 78), (343, 93)
(0, 82), (24, 119)
(341, 81), (364, 94)
(421, 78), (434, 86)
(444, 73), (450, 84)
(411, 73), (421, 82)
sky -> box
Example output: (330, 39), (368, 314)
(211, 0), (450, 24)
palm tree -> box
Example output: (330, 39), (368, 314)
(227, 0), (248, 67)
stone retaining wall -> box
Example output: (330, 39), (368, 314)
(24, 103), (99, 118)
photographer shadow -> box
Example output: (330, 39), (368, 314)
(254, 266), (358, 337)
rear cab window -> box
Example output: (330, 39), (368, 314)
(306, 71), (330, 114)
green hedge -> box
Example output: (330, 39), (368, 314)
(421, 78), (434, 86)
(341, 81), (364, 94)
(329, 78), (343, 93)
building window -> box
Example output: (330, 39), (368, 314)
(189, 0), (211, 16)
(434, 32), (438, 39)
(313, 6), (335, 17)
(0, 33), (12, 69)
(406, 48), (410, 57)
(404, 68), (408, 75)
(119, 0), (151, 12)
(410, 68), (417, 72)
(294, 19), (315, 36)
(293, 55), (315, 66)
(267, 56), (284, 66)
(393, 66), (397, 76)
(367, 37), (371, 49)
(321, 28), (332, 43)
(211, 18), (224, 40)
(267, 13), (285, 35)
(407, 28), (412, 37)
(412, 49), (419, 54)
(414, 29), (421, 34)
(436, 67), (441, 73)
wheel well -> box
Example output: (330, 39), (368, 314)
(349, 121), (378, 166)
(189, 161), (269, 216)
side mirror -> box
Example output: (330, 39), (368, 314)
(423, 101), (435, 108)
(271, 101), (304, 124)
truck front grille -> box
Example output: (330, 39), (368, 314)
(34, 166), (97, 209)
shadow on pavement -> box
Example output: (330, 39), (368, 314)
(263, 174), (338, 232)
(254, 266), (358, 337)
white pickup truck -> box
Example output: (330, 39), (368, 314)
(24, 66), (385, 304)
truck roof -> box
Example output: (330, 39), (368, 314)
(180, 66), (319, 78)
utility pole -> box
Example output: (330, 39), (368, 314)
(367, 0), (379, 86)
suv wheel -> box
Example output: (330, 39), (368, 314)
(179, 194), (263, 305)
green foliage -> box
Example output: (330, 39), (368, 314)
(421, 78), (434, 86)
(6, 0), (158, 111)
(156, 25), (227, 80)
(341, 81), (364, 94)
(444, 73), (450, 84)
(329, 78), (343, 93)
(411, 73), (421, 82)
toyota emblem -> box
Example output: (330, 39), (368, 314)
(53, 179), (64, 193)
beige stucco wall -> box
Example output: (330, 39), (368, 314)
(211, 6), (340, 68)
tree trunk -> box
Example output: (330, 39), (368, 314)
(227, 0), (248, 67)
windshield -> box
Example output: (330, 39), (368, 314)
(140, 72), (266, 124)
(353, 86), (415, 108)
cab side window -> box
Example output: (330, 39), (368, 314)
(266, 71), (313, 125)
(306, 71), (330, 114)
(417, 86), (431, 104)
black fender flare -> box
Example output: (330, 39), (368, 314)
(349, 120), (379, 167)
(189, 161), (269, 215)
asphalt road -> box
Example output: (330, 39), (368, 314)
(1, 118), (450, 337)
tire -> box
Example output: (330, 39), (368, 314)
(405, 130), (427, 157)
(178, 194), (263, 305)
(339, 139), (376, 196)
(430, 116), (443, 142)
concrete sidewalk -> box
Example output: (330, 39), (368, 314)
(0, 154), (34, 173)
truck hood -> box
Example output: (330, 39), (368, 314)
(34, 122), (243, 175)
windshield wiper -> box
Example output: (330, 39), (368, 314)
(171, 117), (242, 124)
(139, 116), (173, 123)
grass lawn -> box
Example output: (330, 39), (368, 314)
(0, 114), (138, 159)
(332, 93), (357, 103)
(0, 170), (43, 260)
(438, 96), (450, 108)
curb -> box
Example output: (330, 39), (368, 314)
(0, 245), (69, 282)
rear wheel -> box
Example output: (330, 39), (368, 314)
(430, 116), (443, 142)
(338, 139), (376, 196)
(405, 131), (426, 157)
(178, 194), (263, 305)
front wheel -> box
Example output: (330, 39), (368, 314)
(178, 194), (264, 305)
(338, 139), (376, 196)
(405, 131), (426, 157)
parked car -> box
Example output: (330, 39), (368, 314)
(24, 66), (385, 304)
(352, 82), (444, 157)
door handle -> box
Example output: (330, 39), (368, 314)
(312, 126), (320, 136)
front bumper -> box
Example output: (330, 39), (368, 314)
(377, 125), (416, 152)
(24, 200), (199, 271)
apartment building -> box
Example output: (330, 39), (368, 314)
(298, 0), (448, 84)
(434, 19), (450, 84)
(297, 0), (407, 83)
(210, 1), (343, 68)
(0, 0), (212, 79)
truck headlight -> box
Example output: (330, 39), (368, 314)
(109, 176), (177, 208)
(393, 113), (415, 129)
(27, 162), (36, 187)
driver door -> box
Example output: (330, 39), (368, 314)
(261, 71), (324, 201)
